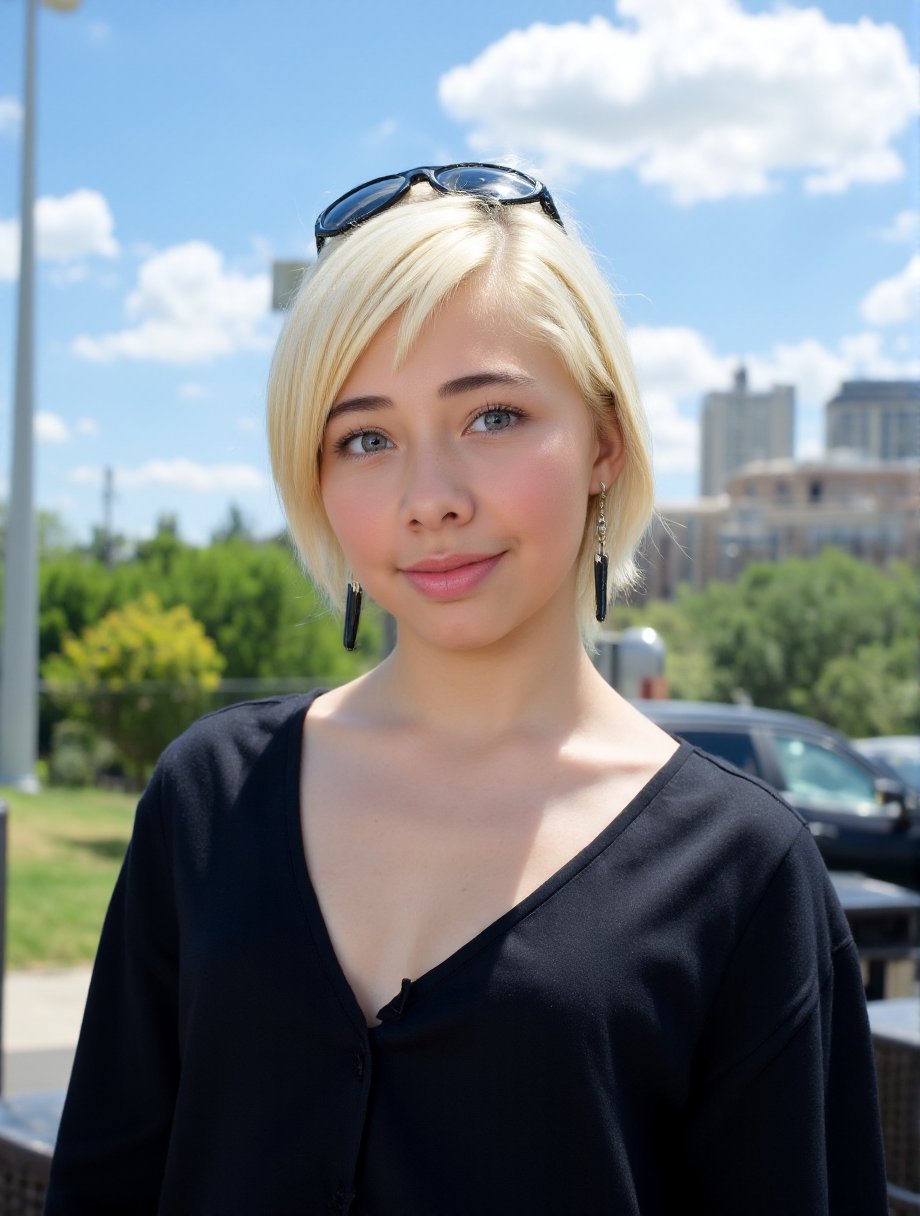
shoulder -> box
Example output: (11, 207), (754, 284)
(645, 743), (850, 951)
(153, 691), (324, 808)
(657, 741), (807, 863)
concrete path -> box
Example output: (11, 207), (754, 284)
(2, 967), (91, 1096)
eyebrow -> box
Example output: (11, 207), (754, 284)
(326, 371), (536, 423)
(325, 395), (390, 423)
(438, 371), (536, 398)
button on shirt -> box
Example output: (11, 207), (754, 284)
(46, 694), (888, 1215)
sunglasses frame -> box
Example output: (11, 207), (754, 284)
(314, 163), (564, 252)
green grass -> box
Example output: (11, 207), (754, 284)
(0, 784), (136, 969)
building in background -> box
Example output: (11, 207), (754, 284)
(826, 380), (920, 461)
(640, 497), (730, 599)
(643, 455), (918, 599)
(699, 367), (795, 496)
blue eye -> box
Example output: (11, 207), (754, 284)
(339, 430), (392, 455)
(470, 408), (521, 433)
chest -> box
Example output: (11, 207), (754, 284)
(299, 735), (658, 1025)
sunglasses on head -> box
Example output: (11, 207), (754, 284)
(314, 163), (564, 252)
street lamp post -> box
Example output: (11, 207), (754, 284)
(0, 0), (81, 790)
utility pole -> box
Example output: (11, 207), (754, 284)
(0, 0), (82, 790)
(0, 0), (40, 790)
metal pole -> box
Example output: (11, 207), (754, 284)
(0, 0), (40, 791)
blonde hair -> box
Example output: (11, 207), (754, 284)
(266, 187), (654, 637)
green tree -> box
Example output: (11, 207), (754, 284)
(635, 550), (918, 736)
(211, 503), (255, 544)
(40, 553), (119, 660)
(43, 593), (225, 781)
(695, 551), (916, 718)
(139, 537), (380, 681)
(37, 532), (379, 683)
(810, 637), (919, 738)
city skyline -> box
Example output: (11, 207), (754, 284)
(0, 0), (917, 546)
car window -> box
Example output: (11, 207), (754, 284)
(773, 734), (877, 814)
(871, 750), (920, 793)
(673, 730), (758, 775)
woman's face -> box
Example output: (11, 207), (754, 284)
(319, 276), (623, 653)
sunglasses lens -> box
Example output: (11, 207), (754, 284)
(435, 165), (537, 202)
(320, 174), (406, 234)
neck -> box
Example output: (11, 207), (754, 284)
(360, 604), (609, 744)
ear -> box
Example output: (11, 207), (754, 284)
(590, 415), (626, 496)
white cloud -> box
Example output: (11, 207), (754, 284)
(34, 411), (70, 443)
(36, 190), (119, 261)
(178, 381), (210, 399)
(742, 331), (920, 404)
(0, 189), (119, 280)
(837, 331), (920, 379)
(746, 331), (919, 458)
(439, 0), (918, 202)
(48, 264), (90, 286)
(87, 21), (112, 44)
(0, 220), (19, 279)
(72, 241), (272, 364)
(69, 459), (267, 492)
(628, 323), (920, 486)
(75, 417), (99, 436)
(859, 255), (920, 326)
(0, 97), (22, 136)
(744, 338), (847, 408)
(363, 117), (398, 145)
(877, 209), (919, 243)
(628, 325), (734, 472)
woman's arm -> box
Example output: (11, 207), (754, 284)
(45, 766), (180, 1215)
(684, 828), (888, 1216)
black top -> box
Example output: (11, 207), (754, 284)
(46, 693), (888, 1216)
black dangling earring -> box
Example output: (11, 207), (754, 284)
(594, 483), (609, 624)
(343, 579), (363, 651)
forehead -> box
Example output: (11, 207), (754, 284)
(332, 277), (573, 406)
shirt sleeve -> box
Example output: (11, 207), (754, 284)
(45, 764), (180, 1215)
(683, 826), (889, 1216)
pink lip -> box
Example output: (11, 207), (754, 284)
(401, 552), (505, 601)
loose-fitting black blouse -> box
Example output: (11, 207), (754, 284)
(46, 692), (888, 1215)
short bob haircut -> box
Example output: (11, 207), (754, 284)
(267, 185), (654, 639)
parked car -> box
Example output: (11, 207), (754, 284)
(853, 736), (920, 796)
(634, 701), (920, 889)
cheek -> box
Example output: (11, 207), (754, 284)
(501, 437), (592, 546)
(320, 473), (385, 568)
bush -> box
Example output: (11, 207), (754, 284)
(49, 720), (95, 787)
(43, 594), (226, 782)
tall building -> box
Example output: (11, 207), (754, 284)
(700, 367), (794, 496)
(826, 380), (920, 461)
(640, 455), (918, 599)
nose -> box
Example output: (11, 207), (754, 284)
(399, 446), (474, 532)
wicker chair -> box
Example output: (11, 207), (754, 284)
(0, 1091), (61, 1216)
(868, 999), (920, 1216)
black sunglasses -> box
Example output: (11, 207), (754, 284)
(314, 163), (564, 252)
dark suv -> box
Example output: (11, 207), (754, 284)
(635, 700), (920, 889)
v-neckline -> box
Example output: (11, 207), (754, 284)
(283, 690), (691, 1038)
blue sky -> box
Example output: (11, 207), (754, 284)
(0, 0), (917, 545)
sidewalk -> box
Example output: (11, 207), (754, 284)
(2, 967), (91, 1096)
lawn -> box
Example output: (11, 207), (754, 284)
(0, 784), (136, 969)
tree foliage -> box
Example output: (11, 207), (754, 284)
(43, 593), (225, 780)
(37, 522), (379, 683)
(617, 550), (918, 736)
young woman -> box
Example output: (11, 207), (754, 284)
(47, 165), (888, 1215)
